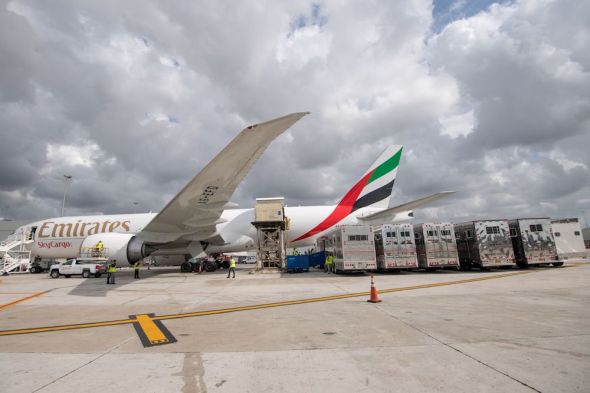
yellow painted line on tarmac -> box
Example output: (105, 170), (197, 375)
(0, 269), (539, 337)
(0, 318), (137, 336)
(153, 270), (536, 322)
(0, 291), (49, 311)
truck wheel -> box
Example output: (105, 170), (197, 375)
(204, 261), (217, 272)
(64, 275), (71, 278)
(50, 270), (60, 278)
(180, 262), (192, 273)
(95, 273), (102, 278)
(82, 270), (90, 278)
(552, 262), (564, 267)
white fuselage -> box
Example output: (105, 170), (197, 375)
(16, 205), (401, 265)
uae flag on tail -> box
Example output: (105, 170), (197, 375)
(294, 145), (403, 241)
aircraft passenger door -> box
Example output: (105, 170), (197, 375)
(28, 226), (37, 241)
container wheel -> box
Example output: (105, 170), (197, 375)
(95, 273), (102, 278)
(552, 262), (564, 267)
(180, 262), (192, 273)
(64, 275), (71, 278)
(204, 261), (217, 272)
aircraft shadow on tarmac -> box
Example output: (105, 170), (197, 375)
(64, 267), (215, 297)
(65, 265), (258, 297)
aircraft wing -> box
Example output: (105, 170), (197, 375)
(357, 191), (456, 223)
(138, 112), (309, 243)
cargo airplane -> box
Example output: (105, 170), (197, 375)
(7, 113), (453, 271)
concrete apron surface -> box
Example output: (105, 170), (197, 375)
(0, 264), (589, 393)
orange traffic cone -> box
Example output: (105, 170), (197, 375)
(367, 274), (382, 303)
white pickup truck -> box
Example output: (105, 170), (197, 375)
(49, 258), (107, 278)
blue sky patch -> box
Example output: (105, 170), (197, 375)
(432, 0), (512, 33)
(289, 3), (328, 36)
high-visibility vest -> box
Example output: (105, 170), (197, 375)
(107, 265), (116, 273)
(326, 255), (334, 265)
(96, 242), (104, 251)
(134, 262), (140, 270)
(229, 259), (236, 268)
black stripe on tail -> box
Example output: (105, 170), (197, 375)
(351, 179), (395, 212)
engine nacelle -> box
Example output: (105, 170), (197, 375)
(81, 233), (150, 265)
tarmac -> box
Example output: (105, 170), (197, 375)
(0, 262), (589, 393)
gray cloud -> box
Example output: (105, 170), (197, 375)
(0, 0), (588, 228)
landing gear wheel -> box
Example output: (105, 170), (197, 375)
(180, 262), (192, 273)
(50, 270), (60, 278)
(204, 261), (217, 272)
(82, 270), (90, 278)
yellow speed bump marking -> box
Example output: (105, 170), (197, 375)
(0, 291), (50, 311)
(130, 314), (176, 347)
(0, 269), (540, 337)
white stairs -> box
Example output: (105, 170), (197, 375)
(0, 232), (33, 275)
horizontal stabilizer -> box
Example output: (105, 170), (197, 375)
(358, 191), (455, 222)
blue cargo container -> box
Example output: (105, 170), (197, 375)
(310, 251), (326, 268)
(286, 255), (310, 272)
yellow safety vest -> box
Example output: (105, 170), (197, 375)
(229, 259), (236, 268)
(326, 255), (334, 265)
(97, 242), (104, 251)
(107, 265), (116, 273)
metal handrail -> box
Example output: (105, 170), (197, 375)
(0, 233), (19, 247)
(79, 247), (110, 259)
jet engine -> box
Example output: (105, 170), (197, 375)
(81, 233), (153, 265)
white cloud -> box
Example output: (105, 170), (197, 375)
(0, 0), (588, 224)
(276, 25), (332, 68)
(439, 109), (474, 138)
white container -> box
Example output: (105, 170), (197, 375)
(324, 225), (377, 272)
(372, 223), (417, 270)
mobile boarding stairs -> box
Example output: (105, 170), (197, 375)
(0, 231), (33, 275)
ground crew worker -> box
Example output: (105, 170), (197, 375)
(106, 261), (117, 284)
(95, 240), (104, 257)
(293, 249), (300, 256)
(227, 256), (236, 278)
(325, 253), (334, 273)
(133, 261), (141, 279)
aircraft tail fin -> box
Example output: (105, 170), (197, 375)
(293, 145), (402, 242)
(349, 145), (403, 211)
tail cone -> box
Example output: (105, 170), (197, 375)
(367, 274), (382, 303)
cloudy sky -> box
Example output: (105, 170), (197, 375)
(1, 0), (589, 227)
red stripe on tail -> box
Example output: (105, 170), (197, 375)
(293, 171), (373, 242)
